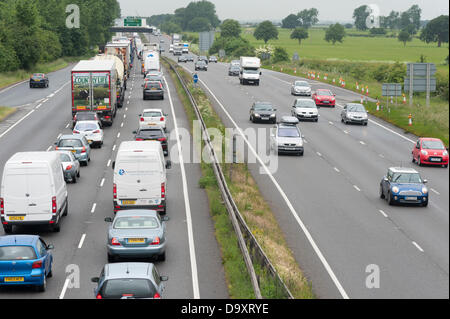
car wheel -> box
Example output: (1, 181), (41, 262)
(417, 156), (422, 166)
(72, 174), (77, 184)
(36, 276), (46, 292)
(422, 200), (428, 207)
(387, 192), (394, 206)
(107, 254), (116, 263)
(3, 225), (13, 234)
(443, 164), (448, 168)
(412, 155), (415, 163)
(159, 252), (166, 262)
(379, 185), (385, 199)
(47, 268), (53, 278)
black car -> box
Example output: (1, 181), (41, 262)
(186, 55), (194, 62)
(209, 56), (218, 63)
(178, 56), (188, 63)
(228, 65), (240, 76)
(133, 128), (168, 156)
(30, 73), (49, 88)
(198, 56), (208, 64)
(72, 112), (102, 129)
(143, 81), (164, 100)
(195, 60), (208, 71)
(250, 102), (277, 123)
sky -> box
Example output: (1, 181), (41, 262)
(118, 0), (449, 22)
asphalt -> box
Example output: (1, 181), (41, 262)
(160, 34), (449, 299)
(0, 52), (228, 299)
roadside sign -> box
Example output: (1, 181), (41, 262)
(404, 77), (436, 92)
(199, 31), (215, 53)
(407, 63), (436, 77)
(193, 73), (199, 84)
(404, 63), (436, 106)
(219, 49), (226, 58)
(292, 52), (299, 61)
(382, 83), (402, 97)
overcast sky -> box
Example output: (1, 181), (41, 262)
(118, 0), (449, 22)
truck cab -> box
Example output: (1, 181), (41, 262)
(239, 57), (261, 86)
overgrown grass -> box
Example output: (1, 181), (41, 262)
(164, 58), (315, 299)
(0, 106), (16, 122)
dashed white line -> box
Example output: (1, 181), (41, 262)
(78, 234), (86, 249)
(343, 130), (349, 134)
(328, 121), (333, 125)
(100, 178), (105, 187)
(112, 145), (116, 151)
(334, 167), (340, 173)
(412, 241), (424, 252)
(57, 133), (62, 139)
(46, 145), (52, 152)
(65, 123), (70, 129)
(125, 107), (128, 111)
(360, 141), (366, 145)
(35, 103), (43, 109)
(123, 114), (126, 119)
(378, 210), (388, 218)
(107, 159), (111, 167)
(121, 122), (124, 128)
(317, 152), (322, 157)
(430, 188), (440, 195)
(90, 203), (96, 214)
(353, 185), (361, 192)
(117, 132), (120, 138)
(379, 154), (385, 158)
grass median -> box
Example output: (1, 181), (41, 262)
(163, 58), (314, 299)
(0, 106), (16, 123)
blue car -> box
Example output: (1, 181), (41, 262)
(0, 235), (54, 292)
(380, 167), (429, 207)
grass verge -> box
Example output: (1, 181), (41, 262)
(0, 106), (16, 122)
(164, 58), (315, 299)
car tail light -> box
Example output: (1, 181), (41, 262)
(66, 165), (72, 171)
(52, 196), (57, 214)
(140, 117), (144, 122)
(81, 146), (86, 153)
(161, 183), (165, 199)
(55, 146), (59, 150)
(93, 130), (100, 133)
(96, 294), (102, 299)
(135, 138), (144, 141)
(113, 183), (117, 199)
(150, 236), (160, 245)
(158, 138), (166, 142)
(160, 117), (164, 122)
(159, 83), (163, 89)
(73, 130), (80, 134)
(32, 260), (43, 269)
(74, 115), (77, 121)
(105, 116), (110, 119)
(0, 198), (4, 216)
(111, 237), (121, 246)
(153, 292), (161, 299)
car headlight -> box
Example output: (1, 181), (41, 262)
(254, 113), (260, 117)
(270, 114), (276, 117)
(443, 151), (448, 156)
(422, 187), (428, 194)
(421, 150), (428, 156)
(391, 186), (399, 193)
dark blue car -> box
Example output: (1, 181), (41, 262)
(380, 167), (429, 207)
(0, 235), (54, 292)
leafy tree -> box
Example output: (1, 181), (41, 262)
(290, 27), (308, 45)
(272, 47), (289, 63)
(281, 14), (299, 29)
(161, 21), (182, 34)
(297, 8), (319, 28)
(324, 23), (346, 45)
(398, 30), (412, 46)
(188, 17), (211, 32)
(353, 5), (369, 30)
(384, 10), (400, 29)
(369, 28), (386, 36)
(420, 15), (449, 47)
(344, 23), (353, 29)
(220, 19), (241, 38)
(254, 20), (278, 44)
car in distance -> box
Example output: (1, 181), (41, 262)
(104, 210), (169, 262)
(0, 235), (54, 292)
(291, 81), (311, 96)
(249, 102), (277, 123)
(29, 73), (49, 88)
(73, 120), (104, 148)
(186, 54), (194, 62)
(169, 45), (173, 53)
(209, 55), (218, 63)
(139, 109), (167, 131)
(133, 128), (168, 156)
(312, 89), (336, 107)
(412, 137), (448, 168)
(198, 56), (208, 64)
(291, 99), (319, 122)
(230, 60), (240, 67)
(91, 262), (168, 299)
(195, 60), (208, 71)
(72, 111), (102, 129)
(228, 65), (240, 76)
(341, 103), (368, 125)
(56, 150), (81, 183)
(178, 55), (188, 63)
(380, 167), (429, 206)
(143, 81), (164, 100)
(270, 116), (304, 156)
(55, 134), (91, 166)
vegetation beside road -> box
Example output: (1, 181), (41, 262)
(0, 106), (16, 122)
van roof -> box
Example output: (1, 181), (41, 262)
(7, 152), (59, 164)
(118, 141), (162, 152)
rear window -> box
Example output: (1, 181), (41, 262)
(138, 129), (162, 138)
(59, 139), (82, 148)
(0, 246), (37, 260)
(75, 122), (98, 131)
(101, 279), (157, 299)
(143, 111), (162, 118)
(59, 154), (72, 162)
(145, 82), (161, 89)
(113, 216), (159, 229)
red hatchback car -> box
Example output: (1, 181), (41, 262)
(412, 138), (448, 168)
(312, 89), (336, 107)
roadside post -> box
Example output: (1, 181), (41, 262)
(193, 73), (198, 88)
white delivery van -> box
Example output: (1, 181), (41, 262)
(143, 51), (160, 77)
(1, 152), (68, 233)
(239, 56), (262, 85)
(113, 141), (171, 214)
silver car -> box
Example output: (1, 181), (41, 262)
(291, 81), (311, 96)
(270, 116), (304, 156)
(105, 210), (169, 262)
(341, 103), (368, 125)
(55, 150), (80, 183)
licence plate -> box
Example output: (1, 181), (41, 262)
(71, 150), (76, 153)
(88, 140), (93, 143)
(4, 277), (24, 282)
(127, 238), (145, 244)
(405, 197), (417, 201)
(122, 200), (136, 205)
(304, 114), (311, 117)
(151, 88), (157, 90)
(148, 123), (156, 126)
(9, 216), (24, 221)
(430, 158), (441, 162)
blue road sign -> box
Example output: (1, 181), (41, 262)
(193, 73), (198, 84)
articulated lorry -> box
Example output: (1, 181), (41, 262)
(71, 60), (117, 126)
(94, 54), (125, 108)
(105, 41), (131, 81)
(239, 57), (262, 86)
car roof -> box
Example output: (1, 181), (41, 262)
(294, 81), (309, 84)
(420, 137), (442, 142)
(75, 120), (100, 125)
(389, 167), (419, 174)
(0, 235), (38, 246)
(142, 108), (163, 113)
(279, 116), (300, 126)
(346, 103), (365, 107)
(104, 262), (154, 280)
(54, 150), (75, 156)
(115, 210), (159, 218)
(60, 134), (84, 140)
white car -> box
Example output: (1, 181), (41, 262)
(291, 81), (311, 96)
(55, 150), (81, 183)
(291, 99), (319, 122)
(139, 109), (167, 131)
(270, 116), (304, 156)
(73, 120), (104, 148)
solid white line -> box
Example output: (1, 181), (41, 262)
(0, 109), (35, 139)
(59, 278), (70, 299)
(78, 234), (86, 249)
(164, 76), (200, 299)
(107, 159), (111, 167)
(334, 167), (340, 173)
(100, 178), (105, 187)
(412, 241), (424, 252)
(197, 76), (349, 299)
(353, 185), (361, 192)
(0, 79), (28, 94)
(90, 203), (96, 214)
(42, 98), (48, 103)
(35, 103), (43, 109)
(378, 210), (388, 218)
(47, 93), (55, 98)
(46, 145), (52, 152)
(430, 188), (440, 195)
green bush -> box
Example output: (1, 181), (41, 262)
(272, 47), (289, 63)
(209, 36), (254, 57)
(0, 43), (20, 72)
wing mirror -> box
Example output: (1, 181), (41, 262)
(423, 179), (428, 184)
(383, 176), (388, 182)
(132, 130), (137, 134)
(104, 217), (113, 223)
(160, 276), (169, 282)
(161, 216), (170, 222)
(91, 277), (100, 283)
(47, 244), (54, 250)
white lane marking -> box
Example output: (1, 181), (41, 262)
(57, 133), (62, 139)
(112, 145), (116, 151)
(46, 145), (52, 152)
(197, 76), (349, 299)
(360, 141), (366, 145)
(107, 159), (111, 167)
(378, 210), (388, 218)
(117, 132), (120, 138)
(164, 76), (200, 299)
(90, 203), (96, 214)
(353, 185), (361, 192)
(329, 121), (333, 125)
(0, 109), (35, 139)
(334, 167), (340, 173)
(121, 122), (124, 128)
(430, 188), (440, 195)
(125, 107), (128, 111)
(100, 178), (105, 187)
(35, 103), (43, 109)
(47, 93), (55, 98)
(0, 79), (28, 94)
(78, 234), (86, 249)
(65, 123), (70, 129)
(412, 241), (424, 252)
(42, 98), (48, 103)
(127, 100), (130, 105)
(123, 114), (126, 119)
(59, 278), (71, 299)
(379, 154), (385, 158)
(317, 152), (322, 157)
(343, 130), (349, 134)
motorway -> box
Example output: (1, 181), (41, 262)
(0, 56), (229, 299)
(158, 34), (449, 298)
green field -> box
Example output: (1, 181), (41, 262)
(0, 106), (16, 122)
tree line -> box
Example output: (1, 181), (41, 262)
(0, 0), (120, 72)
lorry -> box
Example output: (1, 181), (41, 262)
(143, 51), (160, 77)
(239, 57), (262, 86)
(105, 41), (131, 80)
(172, 33), (181, 45)
(71, 60), (117, 126)
(94, 54), (125, 108)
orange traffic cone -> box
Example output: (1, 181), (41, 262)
(403, 94), (406, 104)
(360, 96), (364, 104)
(376, 100), (380, 111)
(408, 114), (412, 126)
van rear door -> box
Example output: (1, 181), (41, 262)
(26, 167), (52, 221)
(3, 169), (28, 220)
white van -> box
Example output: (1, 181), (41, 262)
(113, 141), (171, 214)
(0, 152), (68, 233)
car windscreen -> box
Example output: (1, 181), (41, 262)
(230, 66), (239, 71)
(75, 122), (98, 131)
(243, 69), (259, 74)
(58, 139), (82, 147)
(59, 153), (72, 162)
(392, 173), (422, 183)
(113, 216), (159, 229)
(347, 105), (365, 112)
(143, 111), (162, 118)
(295, 100), (316, 108)
(101, 279), (157, 299)
(317, 90), (333, 96)
(0, 246), (37, 260)
(137, 129), (162, 138)
(295, 81), (309, 87)
(278, 128), (300, 137)
(32, 75), (43, 79)
(254, 103), (273, 111)
(422, 140), (445, 150)
(197, 61), (206, 66)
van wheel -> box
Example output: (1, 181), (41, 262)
(77, 170), (80, 178)
(3, 225), (13, 234)
(63, 202), (68, 216)
(52, 223), (61, 232)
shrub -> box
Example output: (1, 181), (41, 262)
(272, 47), (289, 63)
